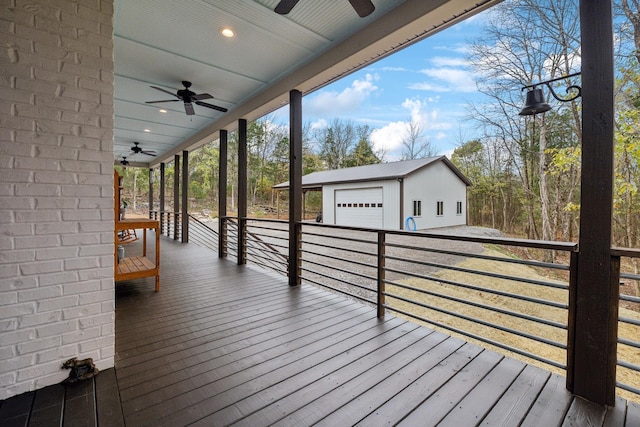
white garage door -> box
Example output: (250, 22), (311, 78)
(335, 187), (383, 228)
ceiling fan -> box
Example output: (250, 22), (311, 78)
(275, 0), (375, 17)
(131, 142), (156, 156)
(120, 156), (129, 166)
(146, 81), (228, 116)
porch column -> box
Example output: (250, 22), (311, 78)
(570, 0), (617, 406)
(181, 150), (189, 243)
(159, 162), (165, 235)
(289, 90), (302, 287)
(219, 130), (228, 258)
(173, 154), (180, 241)
(148, 168), (153, 220)
(238, 119), (248, 265)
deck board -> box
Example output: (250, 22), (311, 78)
(0, 236), (634, 426)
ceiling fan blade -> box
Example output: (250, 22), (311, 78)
(141, 151), (156, 156)
(150, 86), (179, 98)
(191, 93), (213, 101)
(196, 101), (228, 113)
(275, 0), (300, 14)
(145, 99), (179, 104)
(348, 0), (375, 17)
(184, 102), (195, 115)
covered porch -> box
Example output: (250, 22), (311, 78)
(1, 237), (638, 426)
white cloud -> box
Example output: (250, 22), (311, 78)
(408, 82), (452, 92)
(418, 68), (477, 92)
(431, 56), (470, 68)
(310, 118), (327, 130)
(304, 73), (379, 116)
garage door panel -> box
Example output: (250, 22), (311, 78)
(335, 188), (383, 228)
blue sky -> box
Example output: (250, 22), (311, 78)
(273, 12), (490, 161)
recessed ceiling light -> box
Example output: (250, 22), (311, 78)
(221, 28), (234, 38)
(159, 109), (167, 113)
(144, 129), (151, 132)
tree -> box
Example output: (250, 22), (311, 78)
(344, 125), (381, 167)
(314, 118), (357, 169)
(401, 120), (435, 159)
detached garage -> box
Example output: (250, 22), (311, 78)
(274, 156), (472, 231)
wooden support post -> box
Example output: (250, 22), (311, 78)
(289, 90), (302, 287)
(148, 168), (153, 220)
(181, 150), (189, 243)
(238, 119), (248, 265)
(219, 130), (228, 258)
(377, 231), (386, 318)
(570, 0), (617, 406)
(159, 162), (165, 235)
(173, 154), (180, 240)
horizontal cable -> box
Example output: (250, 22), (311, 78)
(385, 254), (568, 290)
(302, 239), (377, 259)
(386, 292), (566, 349)
(384, 266), (567, 310)
(301, 275), (374, 305)
(302, 257), (376, 283)
(384, 304), (566, 370)
(384, 278), (566, 330)
(301, 266), (375, 294)
(302, 248), (376, 271)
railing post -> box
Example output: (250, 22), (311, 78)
(173, 154), (180, 241)
(288, 89), (302, 287)
(181, 150), (189, 243)
(566, 250), (579, 393)
(218, 217), (227, 258)
(238, 217), (246, 265)
(148, 168), (154, 220)
(159, 162), (165, 234)
(377, 231), (386, 318)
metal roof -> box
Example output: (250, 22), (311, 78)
(273, 156), (472, 190)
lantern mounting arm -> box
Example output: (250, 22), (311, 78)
(521, 71), (582, 102)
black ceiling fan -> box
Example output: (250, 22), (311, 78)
(131, 142), (156, 156)
(275, 0), (375, 17)
(146, 81), (228, 116)
(120, 156), (129, 166)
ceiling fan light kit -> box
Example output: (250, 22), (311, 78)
(275, 0), (375, 17)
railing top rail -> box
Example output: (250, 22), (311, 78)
(299, 221), (578, 252)
(611, 246), (640, 258)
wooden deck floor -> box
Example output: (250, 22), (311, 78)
(2, 236), (638, 426)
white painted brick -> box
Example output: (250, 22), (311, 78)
(0, 354), (36, 374)
(0, 86), (32, 104)
(99, 343), (114, 360)
(61, 135), (101, 151)
(14, 130), (60, 147)
(61, 184), (100, 197)
(34, 197), (77, 209)
(0, 114), (35, 132)
(33, 170), (76, 184)
(57, 84), (101, 103)
(78, 312), (112, 329)
(0, 291), (18, 306)
(60, 159), (100, 173)
(15, 210), (60, 223)
(78, 244), (111, 257)
(13, 156), (60, 172)
(17, 359), (61, 382)
(34, 221), (77, 235)
(32, 41), (74, 61)
(0, 183), (15, 197)
(0, 346), (16, 361)
(0, 372), (16, 388)
(0, 277), (38, 292)
(63, 302), (100, 320)
(14, 235), (61, 249)
(78, 197), (111, 210)
(35, 246), (78, 261)
(36, 295), (78, 312)
(62, 325), (100, 345)
(14, 183), (61, 197)
(0, 239), (12, 250)
(0, 265), (20, 280)
(78, 220), (111, 232)
(0, 169), (33, 183)
(0, 223), (33, 237)
(0, 329), (36, 346)
(18, 310), (61, 328)
(63, 279), (100, 296)
(36, 344), (77, 364)
(14, 22), (61, 47)
(33, 93), (77, 111)
(61, 209), (100, 222)
(35, 319), (77, 338)
(18, 285), (63, 302)
(0, 249), (35, 264)
(78, 267), (111, 281)
(78, 290), (111, 305)
(34, 121), (77, 139)
(38, 271), (78, 287)
(64, 256), (99, 271)
(0, 319), (17, 332)
(15, 104), (63, 122)
(60, 232), (100, 246)
(15, 77), (59, 97)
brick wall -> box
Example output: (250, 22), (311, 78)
(0, 0), (115, 399)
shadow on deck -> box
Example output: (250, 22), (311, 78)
(1, 235), (638, 426)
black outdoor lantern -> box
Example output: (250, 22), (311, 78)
(518, 71), (582, 116)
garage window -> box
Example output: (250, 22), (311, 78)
(456, 201), (463, 215)
(436, 201), (444, 216)
(413, 200), (422, 217)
